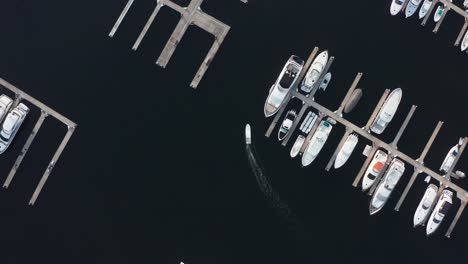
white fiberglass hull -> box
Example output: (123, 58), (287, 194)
(302, 121), (332, 167)
(461, 29), (468, 51)
(434, 1), (451, 23)
(334, 134), (358, 169)
(426, 190), (453, 235)
(362, 150), (388, 191)
(301, 51), (328, 93)
(419, 0), (433, 19)
(390, 0), (407, 16)
(413, 184), (438, 227)
(405, 0), (422, 18)
(369, 159), (405, 215)
(245, 124), (251, 145)
(370, 88), (402, 134)
(290, 135), (305, 158)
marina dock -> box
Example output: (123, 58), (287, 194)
(0, 78), (76, 205)
(264, 47), (468, 237)
(109, 0), (231, 89)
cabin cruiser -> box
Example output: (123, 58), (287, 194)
(362, 150), (388, 191)
(369, 158), (405, 215)
(245, 124), (252, 145)
(0, 103), (30, 154)
(406, 0), (422, 18)
(390, 0), (408, 16)
(301, 51), (328, 94)
(290, 135), (305, 158)
(413, 183), (438, 227)
(419, 0), (433, 19)
(426, 189), (453, 235)
(0, 95), (13, 122)
(461, 29), (468, 52)
(439, 138), (463, 174)
(434, 0), (452, 23)
(302, 120), (332, 167)
(278, 110), (297, 141)
(334, 134), (359, 169)
(319, 72), (331, 92)
(264, 55), (304, 117)
(370, 88), (402, 134)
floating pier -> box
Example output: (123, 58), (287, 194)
(109, 0), (231, 89)
(264, 47), (468, 237)
(0, 78), (76, 205)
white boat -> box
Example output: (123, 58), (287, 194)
(413, 183), (438, 227)
(362, 150), (388, 191)
(278, 110), (297, 141)
(0, 95), (13, 122)
(319, 72), (332, 91)
(290, 135), (305, 158)
(334, 134), (359, 169)
(0, 103), (30, 154)
(461, 29), (468, 52)
(369, 158), (405, 215)
(390, 0), (408, 16)
(419, 0), (433, 19)
(245, 124), (251, 145)
(439, 138), (463, 174)
(426, 189), (453, 236)
(301, 51), (328, 93)
(302, 120), (332, 167)
(434, 0), (452, 23)
(406, 0), (422, 18)
(370, 88), (402, 134)
(264, 55), (304, 117)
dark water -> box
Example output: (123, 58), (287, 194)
(0, 0), (467, 263)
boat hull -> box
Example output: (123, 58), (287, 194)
(413, 184), (438, 227)
(334, 134), (358, 169)
(290, 135), (305, 158)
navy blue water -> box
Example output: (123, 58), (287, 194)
(0, 0), (467, 263)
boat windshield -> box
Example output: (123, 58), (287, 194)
(279, 65), (298, 88)
(396, 0), (404, 4)
(367, 173), (377, 180)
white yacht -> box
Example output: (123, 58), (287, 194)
(301, 51), (328, 94)
(302, 120), (332, 167)
(369, 158), (405, 215)
(0, 95), (13, 122)
(319, 72), (332, 92)
(278, 110), (297, 141)
(439, 138), (463, 174)
(461, 29), (468, 52)
(264, 55), (304, 117)
(290, 135), (305, 158)
(370, 88), (402, 134)
(245, 124), (251, 145)
(0, 103), (30, 154)
(426, 190), (453, 236)
(334, 134), (359, 169)
(390, 0), (408, 16)
(434, 0), (452, 23)
(362, 150), (388, 191)
(419, 0), (433, 19)
(406, 0), (422, 18)
(413, 183), (438, 227)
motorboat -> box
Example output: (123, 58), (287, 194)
(245, 124), (251, 145)
(334, 133), (359, 169)
(362, 150), (388, 191)
(419, 0), (433, 19)
(0, 103), (30, 154)
(390, 0), (408, 16)
(301, 51), (328, 94)
(319, 72), (332, 91)
(461, 28), (468, 52)
(434, 0), (452, 23)
(426, 189), (453, 236)
(0, 94), (13, 122)
(370, 88), (402, 134)
(406, 0), (422, 18)
(369, 158), (405, 215)
(264, 55), (304, 117)
(413, 183), (438, 227)
(439, 138), (463, 174)
(302, 120), (332, 167)
(278, 110), (297, 141)
(299, 111), (318, 134)
(290, 135), (305, 158)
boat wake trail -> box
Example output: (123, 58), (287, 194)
(244, 125), (300, 229)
